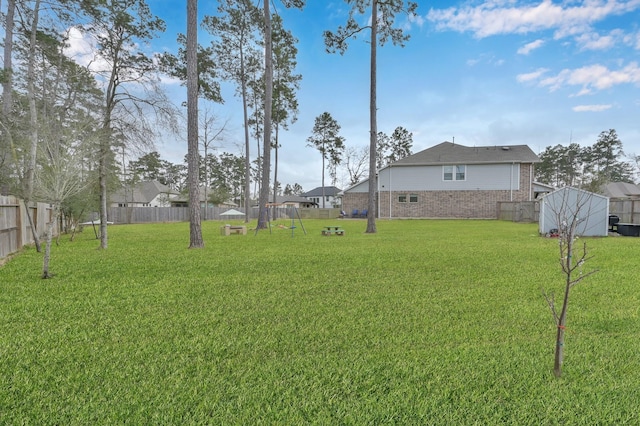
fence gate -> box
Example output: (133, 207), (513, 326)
(517, 202), (537, 222)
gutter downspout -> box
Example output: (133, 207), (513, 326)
(529, 164), (533, 201)
(376, 171), (380, 219)
(510, 162), (514, 201)
(389, 165), (392, 219)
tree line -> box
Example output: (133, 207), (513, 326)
(123, 116), (414, 208)
(535, 129), (638, 192)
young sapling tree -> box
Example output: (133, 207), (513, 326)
(541, 188), (599, 377)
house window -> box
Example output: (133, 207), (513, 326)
(444, 165), (466, 181)
(398, 194), (407, 203)
(409, 194), (418, 203)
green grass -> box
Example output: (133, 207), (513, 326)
(1, 219), (639, 424)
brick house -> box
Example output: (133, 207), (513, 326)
(342, 141), (540, 219)
(302, 186), (342, 208)
(110, 181), (179, 207)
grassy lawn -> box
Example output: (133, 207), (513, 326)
(1, 219), (639, 424)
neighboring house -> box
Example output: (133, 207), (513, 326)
(110, 181), (179, 207)
(170, 186), (237, 208)
(342, 141), (540, 219)
(539, 187), (609, 237)
(600, 182), (640, 199)
(533, 181), (555, 199)
(302, 186), (342, 208)
(254, 195), (318, 209)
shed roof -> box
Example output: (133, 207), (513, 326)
(391, 141), (540, 167)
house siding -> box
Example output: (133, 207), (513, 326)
(343, 163), (534, 219)
(379, 163), (521, 191)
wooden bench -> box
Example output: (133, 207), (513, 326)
(322, 226), (345, 236)
(220, 225), (247, 236)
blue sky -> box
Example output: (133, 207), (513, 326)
(147, 0), (640, 192)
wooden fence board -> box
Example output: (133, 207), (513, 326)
(1, 196), (53, 260)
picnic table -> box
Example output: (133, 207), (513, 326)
(220, 225), (247, 236)
(322, 226), (345, 236)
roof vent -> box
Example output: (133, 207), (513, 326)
(501, 146), (510, 151)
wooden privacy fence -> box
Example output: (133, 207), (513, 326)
(609, 198), (640, 224)
(106, 207), (342, 223)
(0, 195), (54, 260)
(497, 201), (539, 222)
(499, 198), (639, 224)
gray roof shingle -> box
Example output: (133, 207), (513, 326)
(601, 182), (640, 198)
(302, 186), (342, 197)
(392, 141), (540, 166)
(111, 181), (177, 203)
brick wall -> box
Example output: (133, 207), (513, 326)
(342, 193), (371, 217)
(343, 163), (534, 219)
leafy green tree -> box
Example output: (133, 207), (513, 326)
(324, 0), (417, 232)
(376, 126), (412, 170)
(271, 14), (301, 211)
(536, 144), (583, 187)
(208, 186), (232, 207)
(128, 152), (168, 183)
(0, 0), (17, 190)
(536, 130), (634, 190)
(82, 0), (176, 249)
(256, 0), (305, 230)
(307, 112), (345, 208)
(186, 0), (203, 247)
(283, 183), (303, 195)
(583, 129), (634, 187)
(203, 0), (262, 222)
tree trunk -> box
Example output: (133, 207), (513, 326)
(2, 0), (15, 118)
(366, 0), (378, 233)
(42, 206), (59, 279)
(187, 0), (203, 247)
(24, 0), (42, 251)
(99, 132), (109, 249)
(321, 141), (326, 209)
(554, 273), (572, 377)
(242, 65), (251, 224)
(23, 200), (41, 252)
(272, 124), (279, 221)
(257, 1), (273, 230)
(554, 323), (565, 377)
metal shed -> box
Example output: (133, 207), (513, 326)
(539, 187), (609, 237)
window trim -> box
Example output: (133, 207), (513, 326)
(443, 164), (466, 181)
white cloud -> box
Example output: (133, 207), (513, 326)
(521, 62), (640, 94)
(575, 29), (624, 50)
(623, 30), (640, 49)
(517, 39), (544, 54)
(426, 0), (640, 39)
(63, 26), (99, 68)
(516, 67), (549, 82)
(572, 104), (612, 112)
